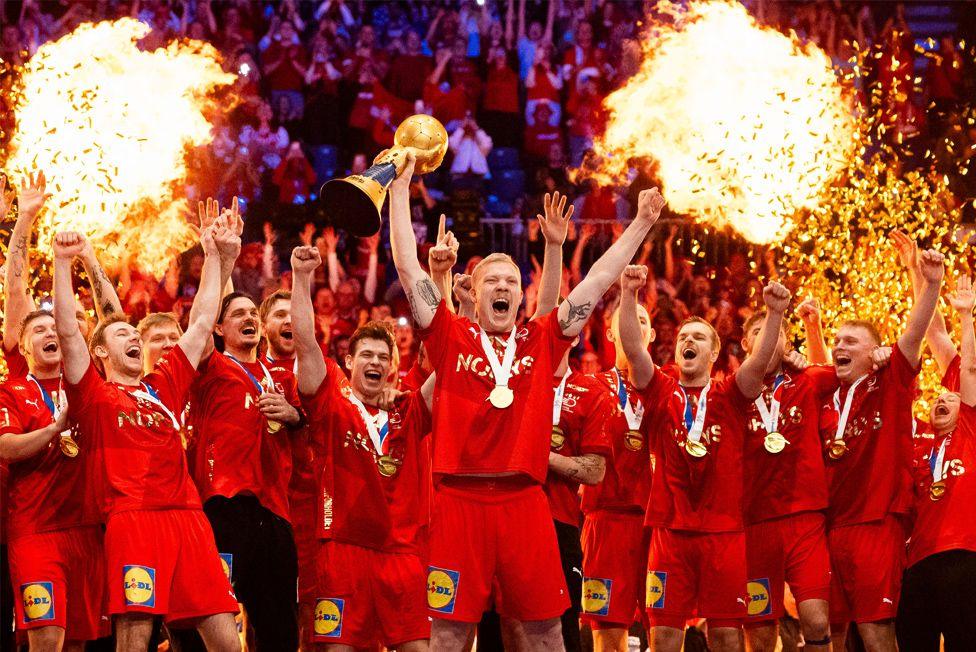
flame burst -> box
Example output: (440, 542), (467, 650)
(587, 0), (856, 243)
(2, 19), (235, 275)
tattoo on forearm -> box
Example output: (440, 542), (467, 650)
(566, 454), (603, 480)
(558, 298), (593, 331)
(8, 235), (27, 279)
(90, 264), (118, 316)
(417, 278), (441, 309)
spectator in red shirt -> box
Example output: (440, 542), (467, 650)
(566, 74), (608, 167)
(387, 30), (433, 102)
(524, 102), (563, 167)
(480, 45), (520, 148)
(262, 20), (308, 122)
(272, 143), (317, 205)
(525, 43), (562, 127)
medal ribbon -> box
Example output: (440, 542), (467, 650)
(226, 354), (275, 394)
(27, 374), (63, 418)
(347, 392), (391, 455)
(479, 327), (517, 391)
(679, 382), (712, 443)
(612, 368), (644, 430)
(831, 375), (866, 443)
(930, 435), (951, 484)
(265, 353), (298, 375)
(552, 371), (570, 426)
(754, 373), (786, 434)
(132, 382), (182, 431)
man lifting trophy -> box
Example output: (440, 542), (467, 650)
(321, 114), (448, 236)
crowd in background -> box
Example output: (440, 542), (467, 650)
(1, 0), (975, 378)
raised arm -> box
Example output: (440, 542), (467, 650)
(898, 249), (945, 367)
(290, 246), (327, 395)
(619, 265), (655, 389)
(3, 172), (49, 351)
(558, 188), (664, 337)
(389, 153), (441, 329)
(533, 191), (572, 318)
(736, 281), (792, 399)
(52, 233), (91, 384)
(179, 221), (237, 369)
(428, 214), (458, 314)
(80, 239), (123, 321)
(796, 296), (829, 365)
(948, 275), (976, 406)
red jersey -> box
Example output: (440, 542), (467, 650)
(643, 371), (751, 533)
(418, 301), (575, 483)
(266, 354), (316, 512)
(2, 343), (28, 379)
(742, 366), (837, 524)
(819, 343), (919, 527)
(941, 354), (961, 392)
(546, 372), (612, 526)
(0, 376), (97, 538)
(908, 404), (976, 567)
(580, 369), (655, 515)
(189, 351), (301, 522)
(66, 347), (201, 518)
(302, 359), (431, 553)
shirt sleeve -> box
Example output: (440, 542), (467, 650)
(804, 364), (840, 399)
(533, 309), (577, 367)
(886, 342), (922, 390)
(65, 360), (111, 425)
(0, 386), (25, 436)
(942, 354), (961, 392)
(415, 300), (461, 372)
(146, 345), (197, 414)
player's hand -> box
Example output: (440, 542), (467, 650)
(259, 391), (301, 425)
(870, 345), (893, 371)
(453, 273), (474, 309)
(197, 196), (221, 232)
(948, 274), (975, 315)
(428, 215), (458, 275)
(918, 249), (945, 283)
(890, 229), (918, 270)
(17, 170), (52, 220)
(376, 387), (406, 411)
(53, 231), (86, 260)
(795, 296), (822, 324)
(782, 350), (809, 371)
(762, 280), (791, 314)
(51, 408), (70, 436)
(537, 191), (574, 246)
(635, 187), (666, 226)
(212, 219), (241, 262)
(620, 265), (648, 293)
(390, 151), (416, 192)
(291, 245), (322, 275)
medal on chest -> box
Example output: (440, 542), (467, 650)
(755, 374), (789, 455)
(613, 369), (645, 451)
(828, 375), (866, 460)
(680, 382), (711, 457)
(347, 392), (396, 477)
(28, 374), (78, 458)
(481, 328), (518, 409)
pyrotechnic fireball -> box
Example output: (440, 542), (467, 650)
(2, 18), (235, 276)
(586, 0), (856, 244)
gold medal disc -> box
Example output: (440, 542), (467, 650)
(624, 430), (644, 451)
(489, 386), (514, 409)
(378, 455), (399, 477)
(828, 440), (848, 460)
(685, 439), (707, 458)
(929, 480), (946, 501)
(267, 419), (282, 434)
(551, 426), (566, 450)
(764, 432), (787, 454)
(60, 434), (80, 458)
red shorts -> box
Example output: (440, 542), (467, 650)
(8, 525), (108, 641)
(312, 540), (429, 647)
(105, 509), (238, 623)
(828, 515), (907, 625)
(744, 512), (831, 625)
(580, 510), (648, 628)
(646, 528), (747, 629)
(427, 477), (569, 623)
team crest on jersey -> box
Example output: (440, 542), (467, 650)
(746, 578), (772, 617)
(21, 582), (55, 622)
(582, 578), (612, 616)
(123, 565), (156, 607)
(427, 567), (460, 614)
(646, 571), (667, 609)
(219, 553), (233, 583)
(313, 598), (344, 638)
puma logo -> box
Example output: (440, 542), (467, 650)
(25, 399), (39, 409)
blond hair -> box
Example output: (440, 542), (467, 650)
(471, 253), (521, 286)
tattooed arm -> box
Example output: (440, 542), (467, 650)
(388, 153), (441, 329)
(548, 452), (606, 485)
(80, 240), (123, 321)
(2, 173), (47, 352)
(557, 188), (665, 337)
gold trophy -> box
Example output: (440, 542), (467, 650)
(321, 114), (449, 237)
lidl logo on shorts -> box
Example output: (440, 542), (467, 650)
(646, 571), (667, 609)
(581, 578), (612, 616)
(219, 553), (233, 583)
(21, 582), (55, 622)
(426, 566), (460, 614)
(746, 578), (772, 617)
(123, 565), (156, 607)
(313, 598), (343, 638)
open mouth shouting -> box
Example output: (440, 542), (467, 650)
(363, 369), (383, 382)
(491, 296), (511, 318)
(935, 404), (951, 417)
(42, 341), (59, 354)
(125, 344), (141, 359)
(682, 347), (698, 361)
(281, 329), (293, 341)
(834, 353), (852, 369)
(240, 322), (258, 337)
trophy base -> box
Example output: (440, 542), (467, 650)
(321, 178), (383, 237)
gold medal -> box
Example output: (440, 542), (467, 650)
(624, 430), (644, 451)
(267, 419), (282, 433)
(378, 455), (399, 477)
(828, 440), (849, 460)
(685, 439), (707, 458)
(489, 386), (514, 409)
(59, 433), (79, 458)
(763, 432), (787, 454)
(551, 426), (566, 450)
(929, 480), (946, 501)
